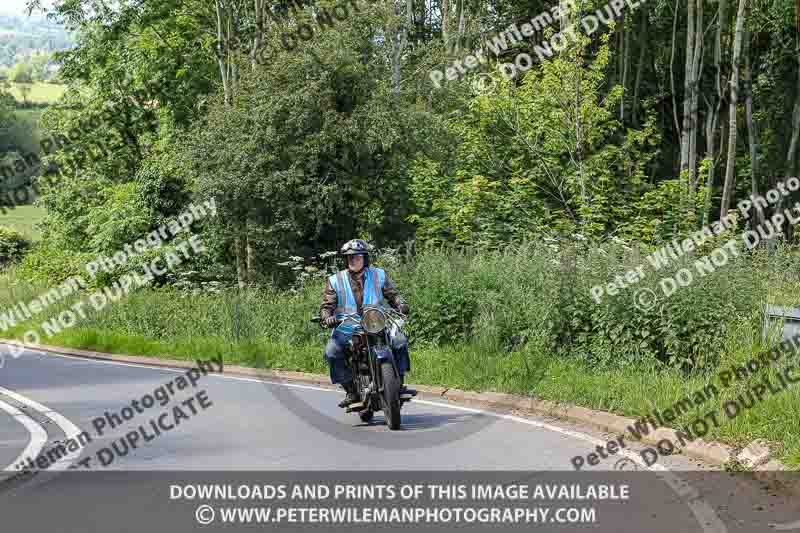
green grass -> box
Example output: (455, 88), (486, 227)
(0, 204), (45, 240)
(1, 245), (799, 468)
(768, 281), (800, 307)
(14, 108), (43, 123)
(20, 319), (800, 469)
(8, 82), (66, 104)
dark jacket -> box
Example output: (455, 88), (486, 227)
(319, 268), (408, 320)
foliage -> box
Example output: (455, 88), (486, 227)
(409, 36), (660, 248)
(619, 176), (708, 245)
(8, 0), (800, 374)
(388, 242), (766, 373)
(0, 225), (30, 265)
(186, 7), (425, 276)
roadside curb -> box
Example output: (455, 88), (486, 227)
(3, 339), (797, 491)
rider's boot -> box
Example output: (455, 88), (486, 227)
(338, 382), (359, 408)
(399, 376), (417, 400)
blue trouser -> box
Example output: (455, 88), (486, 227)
(324, 329), (411, 385)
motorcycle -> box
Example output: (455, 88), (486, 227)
(312, 305), (412, 430)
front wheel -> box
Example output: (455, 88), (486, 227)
(380, 362), (402, 430)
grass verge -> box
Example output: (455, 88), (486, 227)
(1, 243), (799, 469)
(5, 318), (799, 469)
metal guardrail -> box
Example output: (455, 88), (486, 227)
(764, 304), (800, 342)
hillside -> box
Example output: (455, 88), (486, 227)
(0, 14), (74, 69)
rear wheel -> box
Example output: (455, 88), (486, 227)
(380, 362), (401, 430)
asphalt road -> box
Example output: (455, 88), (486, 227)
(1, 345), (799, 533)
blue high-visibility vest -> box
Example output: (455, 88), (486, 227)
(329, 267), (386, 337)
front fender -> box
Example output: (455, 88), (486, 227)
(371, 344), (394, 362)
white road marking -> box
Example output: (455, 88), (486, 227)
(771, 520), (800, 530)
(0, 398), (47, 472)
(8, 346), (727, 532)
(0, 385), (84, 471)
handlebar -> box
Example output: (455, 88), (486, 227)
(310, 310), (407, 328)
(310, 315), (345, 328)
(310, 316), (340, 323)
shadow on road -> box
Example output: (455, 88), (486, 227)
(355, 412), (485, 432)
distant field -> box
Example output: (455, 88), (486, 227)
(0, 204), (45, 240)
(8, 82), (66, 104)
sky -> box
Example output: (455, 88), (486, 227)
(0, 0), (52, 17)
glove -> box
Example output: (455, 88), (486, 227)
(324, 316), (338, 328)
(397, 303), (410, 315)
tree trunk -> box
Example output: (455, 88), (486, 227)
(688, 0), (703, 200)
(441, 0), (449, 43)
(786, 42), (800, 185)
(670, 0), (681, 139)
(680, 0), (697, 176)
(215, 0), (252, 285)
(389, 1), (412, 94)
(632, 13), (648, 127)
(235, 233), (247, 288)
(456, 0), (465, 37)
(702, 99), (719, 225)
(214, 0), (231, 106)
(616, 20), (623, 91)
(720, 0), (748, 219)
(620, 14), (630, 121)
(251, 0), (265, 72)
(246, 229), (256, 283)
(715, 0), (729, 100)
(576, 31), (586, 210)
(784, 41), (800, 242)
(703, 0), (728, 225)
(744, 24), (761, 228)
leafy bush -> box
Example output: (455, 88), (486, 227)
(5, 237), (780, 375)
(391, 240), (768, 372)
(0, 226), (30, 266)
(16, 241), (94, 285)
(395, 249), (479, 346)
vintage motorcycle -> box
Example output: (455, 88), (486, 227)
(312, 305), (412, 430)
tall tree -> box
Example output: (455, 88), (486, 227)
(720, 0), (748, 219)
(743, 21), (761, 228)
(703, 0), (729, 225)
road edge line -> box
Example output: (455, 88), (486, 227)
(2, 339), (797, 491)
(0, 385), (84, 471)
(0, 397), (47, 474)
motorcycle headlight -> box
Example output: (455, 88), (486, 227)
(362, 308), (386, 334)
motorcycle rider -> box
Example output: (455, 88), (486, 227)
(319, 239), (415, 408)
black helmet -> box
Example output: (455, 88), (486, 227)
(340, 239), (371, 257)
